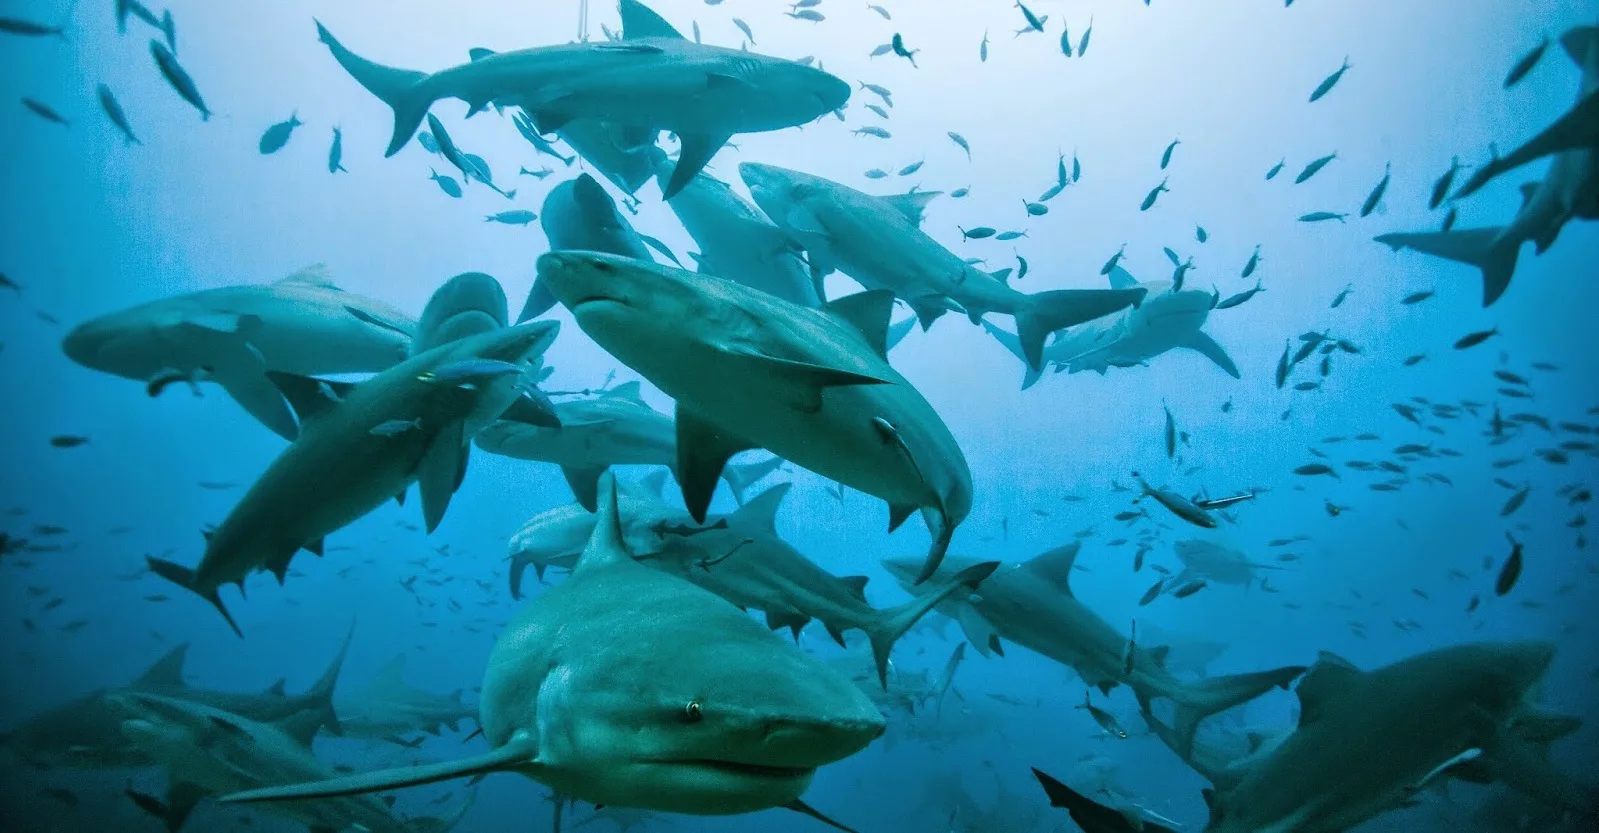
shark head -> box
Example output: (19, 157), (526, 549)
(715, 58), (850, 132)
(413, 272), (510, 355)
(107, 691), (213, 761)
(61, 305), (180, 378)
(1441, 640), (1559, 712)
(738, 162), (818, 222)
(534, 251), (732, 363)
(1134, 285), (1215, 331)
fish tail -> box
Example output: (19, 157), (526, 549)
(864, 561), (997, 688)
(1373, 227), (1519, 306)
(1146, 663), (1307, 759)
(306, 622), (355, 736)
(1015, 287), (1147, 371)
(146, 555), (242, 638)
(314, 19), (430, 157)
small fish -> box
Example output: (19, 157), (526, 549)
(1160, 139), (1180, 170)
(868, 5), (891, 20)
(1439, 207), (1458, 231)
(960, 226), (996, 240)
(979, 29), (989, 62)
(1293, 463), (1339, 479)
(49, 435), (89, 448)
(1024, 201), (1048, 216)
(1275, 341), (1292, 389)
(1309, 56), (1351, 102)
(1429, 156), (1461, 209)
(951, 187), (970, 198)
(1453, 328), (1498, 350)
(151, 40), (209, 120)
(1059, 24), (1073, 57)
(124, 782), (170, 820)
(1100, 244), (1126, 276)
(258, 112), (303, 154)
(1078, 693), (1129, 738)
(1140, 178), (1169, 211)
(864, 168), (888, 180)
(1138, 579), (1165, 606)
(486, 210), (538, 225)
(327, 126), (347, 173)
(1163, 404), (1177, 458)
(1038, 182), (1065, 202)
(369, 418), (423, 437)
(1017, 2), (1045, 32)
(1330, 285), (1353, 308)
(1295, 152), (1337, 184)
(1015, 254), (1029, 280)
(519, 166), (554, 179)
(852, 126), (891, 139)
(996, 231), (1027, 241)
(1078, 17), (1093, 56)
(1266, 159), (1286, 180)
(1402, 353), (1426, 366)
(947, 131), (971, 160)
(1501, 486), (1530, 516)
(732, 17), (755, 43)
(1171, 581), (1206, 599)
(1215, 282), (1265, 310)
(1194, 491), (1256, 510)
(898, 160), (924, 176)
(891, 33), (918, 67)
(1495, 534), (1523, 596)
(1242, 245), (1261, 278)
(1195, 224), (1209, 243)
(1298, 211), (1348, 223)
(21, 97), (68, 126)
(429, 168), (462, 198)
(785, 9), (824, 22)
(0, 16), (66, 38)
(1360, 163), (1391, 217)
(1401, 290), (1434, 305)
(1504, 38), (1548, 88)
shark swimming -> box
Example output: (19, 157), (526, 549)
(335, 653), (479, 743)
(219, 474), (884, 830)
(519, 173), (656, 324)
(739, 162), (1147, 370)
(61, 263), (415, 440)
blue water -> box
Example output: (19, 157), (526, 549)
(3, 0), (1597, 831)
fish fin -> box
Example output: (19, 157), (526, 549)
(952, 601), (1003, 659)
(1019, 541), (1082, 594)
(561, 465), (608, 512)
(272, 709), (325, 748)
(263, 371), (351, 430)
(1373, 227), (1520, 306)
(838, 575), (869, 602)
(313, 21), (431, 157)
(132, 643), (190, 688)
(165, 782), (205, 833)
(719, 455), (786, 504)
(501, 389), (562, 428)
(274, 263), (340, 290)
(182, 332), (296, 441)
(146, 556), (242, 638)
(1106, 265), (1140, 290)
(418, 421), (467, 533)
(864, 561), (999, 688)
(675, 408), (758, 522)
(824, 290), (896, 358)
(885, 316), (916, 352)
(979, 321), (1043, 389)
(1518, 181), (1542, 208)
(726, 481), (789, 533)
(662, 132), (732, 199)
(468, 47), (496, 61)
(1016, 288), (1146, 371)
(715, 343), (893, 410)
(304, 622), (354, 737)
(573, 472), (631, 573)
(620, 0), (687, 40)
(887, 502), (915, 533)
(1157, 664), (1308, 761)
(1177, 332), (1240, 379)
(517, 276), (559, 323)
(638, 234), (682, 267)
(764, 610), (808, 641)
(879, 190), (941, 225)
(782, 799), (861, 833)
(221, 736), (540, 804)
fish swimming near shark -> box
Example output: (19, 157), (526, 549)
(62, 264), (415, 441)
(220, 473), (882, 830)
(740, 162), (1147, 371)
(314, 0), (849, 199)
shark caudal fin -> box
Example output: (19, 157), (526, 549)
(302, 623), (355, 737)
(146, 555), (242, 638)
(313, 20), (431, 157)
(1374, 227), (1521, 306)
(979, 321), (1046, 389)
(1151, 664), (1307, 759)
(1015, 288), (1146, 372)
(862, 561), (999, 689)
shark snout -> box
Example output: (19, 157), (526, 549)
(757, 713), (886, 766)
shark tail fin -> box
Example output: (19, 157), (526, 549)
(1147, 663), (1307, 759)
(1015, 288), (1146, 371)
(978, 321), (1043, 388)
(305, 622), (355, 737)
(146, 556), (242, 638)
(313, 20), (431, 157)
(1374, 227), (1519, 306)
(864, 562), (998, 689)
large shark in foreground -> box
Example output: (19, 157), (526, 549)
(984, 265), (1238, 388)
(316, 0), (849, 199)
(739, 162), (1148, 370)
(221, 474), (882, 830)
(1377, 26), (1599, 306)
(61, 264), (415, 440)
(1143, 642), (1597, 832)
(883, 543), (1306, 758)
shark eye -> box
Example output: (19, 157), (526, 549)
(682, 701), (703, 723)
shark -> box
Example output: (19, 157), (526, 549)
(657, 160), (822, 307)
(1377, 26), (1599, 306)
(1169, 538), (1292, 590)
(316, 0), (850, 199)
(147, 274), (561, 635)
(820, 638), (968, 719)
(738, 162), (1148, 370)
(61, 263), (415, 440)
(983, 266), (1238, 389)
(110, 691), (472, 833)
(882, 543), (1307, 759)
(555, 119), (664, 195)
(1141, 642), (1598, 833)
(335, 654), (479, 743)
(219, 474), (882, 830)
(536, 250), (973, 585)
(1032, 767), (1179, 833)
(1, 636), (347, 770)
(519, 173), (656, 324)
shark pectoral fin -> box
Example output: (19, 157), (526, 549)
(867, 561), (999, 688)
(1179, 332), (1240, 379)
(887, 503), (915, 533)
(207, 357), (299, 441)
(638, 233), (682, 266)
(1510, 710), (1583, 743)
(717, 344), (893, 412)
(824, 290), (897, 358)
(164, 781), (205, 833)
(662, 131), (732, 199)
(263, 371), (351, 426)
(501, 389), (562, 428)
(885, 316), (916, 352)
(782, 798), (861, 833)
(675, 408), (758, 522)
(953, 602), (1002, 659)
(222, 737), (540, 804)
(910, 299), (948, 331)
(561, 464), (608, 512)
(418, 421), (468, 533)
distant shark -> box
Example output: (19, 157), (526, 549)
(740, 162), (1147, 370)
(1378, 26), (1599, 306)
(220, 474), (881, 831)
(984, 265), (1238, 388)
(1169, 538), (1291, 590)
(62, 264), (415, 440)
(316, 0), (849, 199)
(335, 653), (478, 743)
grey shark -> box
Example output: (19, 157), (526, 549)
(336, 653), (478, 742)
(739, 162), (1147, 370)
(1378, 26), (1599, 306)
(220, 474), (881, 829)
(883, 543), (1306, 758)
(536, 250), (972, 585)
(1145, 642), (1597, 833)
(1169, 538), (1291, 589)
(148, 275), (560, 635)
(519, 173), (656, 324)
(984, 265), (1238, 389)
(316, 0), (849, 199)
(62, 263), (414, 440)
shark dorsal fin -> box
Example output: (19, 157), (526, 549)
(604, 380), (645, 402)
(265, 679), (287, 696)
(132, 643), (190, 689)
(620, 0), (685, 39)
(468, 47), (496, 61)
(729, 482), (791, 533)
(1560, 26), (1599, 70)
(366, 654), (409, 694)
(1021, 542), (1082, 594)
(1107, 265), (1140, 291)
(1518, 181), (1541, 208)
(879, 190), (941, 226)
(638, 469), (671, 498)
(273, 709), (325, 748)
(574, 473), (630, 574)
(824, 290), (896, 358)
(1296, 651), (1361, 728)
(838, 575), (869, 601)
(275, 263), (340, 290)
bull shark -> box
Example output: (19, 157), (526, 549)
(519, 174), (656, 324)
(336, 653), (478, 743)
(1032, 767), (1179, 833)
(821, 639), (967, 719)
(536, 250), (972, 585)
(738, 162), (1147, 370)
(1169, 538), (1291, 590)
(1142, 642), (1598, 832)
(61, 263), (415, 440)
(316, 0), (849, 199)
(983, 265), (1238, 389)
(657, 160), (821, 307)
(111, 691), (471, 833)
(882, 543), (1306, 758)
(148, 274), (560, 635)
(1, 637), (347, 770)
(1377, 26), (1599, 306)
(556, 119), (664, 195)
(219, 474), (882, 830)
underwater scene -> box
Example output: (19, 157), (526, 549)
(3, 0), (1599, 831)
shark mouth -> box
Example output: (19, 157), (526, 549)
(673, 759), (814, 779)
(570, 295), (630, 310)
